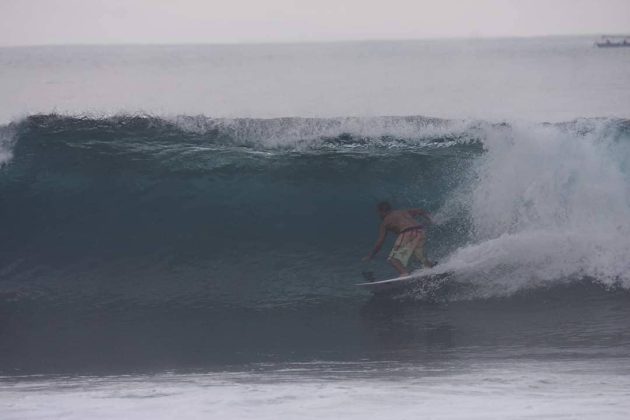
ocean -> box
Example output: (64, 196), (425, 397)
(1, 36), (630, 419)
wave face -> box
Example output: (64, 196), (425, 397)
(1, 114), (630, 373)
(0, 114), (480, 306)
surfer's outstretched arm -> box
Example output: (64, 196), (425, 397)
(363, 223), (387, 261)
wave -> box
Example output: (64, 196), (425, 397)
(1, 114), (629, 308)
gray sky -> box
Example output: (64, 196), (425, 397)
(1, 0), (629, 46)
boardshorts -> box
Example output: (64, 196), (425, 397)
(388, 226), (429, 268)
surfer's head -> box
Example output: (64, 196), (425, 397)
(377, 201), (392, 219)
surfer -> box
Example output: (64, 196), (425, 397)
(363, 201), (435, 276)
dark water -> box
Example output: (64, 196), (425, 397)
(1, 114), (630, 375)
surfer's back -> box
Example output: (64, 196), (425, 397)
(382, 210), (423, 234)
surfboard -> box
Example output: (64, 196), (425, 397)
(356, 270), (452, 293)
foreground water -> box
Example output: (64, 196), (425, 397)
(3, 359), (630, 420)
(1, 37), (630, 418)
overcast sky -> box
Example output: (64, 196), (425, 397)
(1, 0), (629, 46)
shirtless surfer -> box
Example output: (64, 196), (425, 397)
(363, 201), (435, 277)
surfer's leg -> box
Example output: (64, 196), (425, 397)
(414, 246), (434, 267)
(388, 257), (410, 276)
(413, 232), (435, 268)
(388, 232), (413, 276)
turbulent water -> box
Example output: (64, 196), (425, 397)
(1, 38), (630, 418)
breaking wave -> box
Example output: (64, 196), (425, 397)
(1, 114), (629, 308)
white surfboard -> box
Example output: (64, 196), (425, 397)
(356, 270), (452, 293)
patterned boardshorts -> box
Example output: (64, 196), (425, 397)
(388, 228), (427, 267)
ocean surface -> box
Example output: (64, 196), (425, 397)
(1, 37), (630, 419)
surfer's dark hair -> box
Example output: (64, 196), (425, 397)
(377, 201), (392, 212)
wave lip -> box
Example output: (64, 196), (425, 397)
(7, 113), (490, 154)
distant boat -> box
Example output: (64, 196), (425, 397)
(596, 36), (630, 48)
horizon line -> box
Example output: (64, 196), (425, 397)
(0, 32), (623, 49)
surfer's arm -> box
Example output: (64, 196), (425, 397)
(408, 208), (433, 224)
(364, 224), (387, 261)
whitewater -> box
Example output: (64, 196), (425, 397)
(1, 37), (630, 419)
